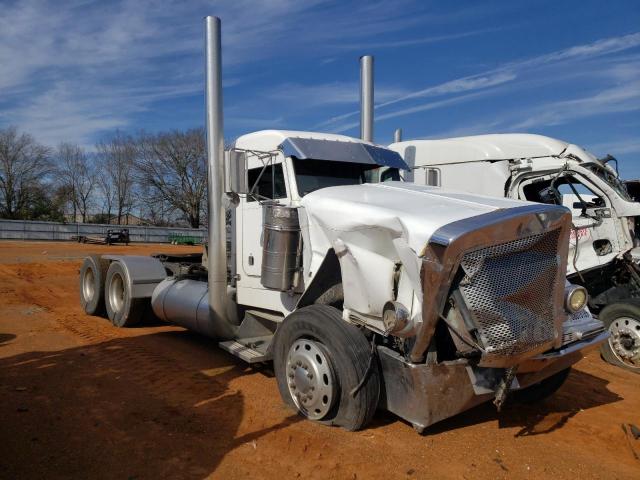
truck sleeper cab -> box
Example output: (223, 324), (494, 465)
(390, 133), (640, 373)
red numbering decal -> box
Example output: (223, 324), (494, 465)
(569, 228), (590, 242)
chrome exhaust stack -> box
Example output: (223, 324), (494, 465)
(360, 55), (374, 142)
(204, 16), (230, 328)
(394, 128), (402, 143)
(152, 16), (236, 339)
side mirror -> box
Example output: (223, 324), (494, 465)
(225, 150), (249, 194)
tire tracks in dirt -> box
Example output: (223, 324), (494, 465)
(54, 312), (237, 416)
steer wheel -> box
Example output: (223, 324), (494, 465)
(599, 301), (640, 374)
(273, 305), (380, 431)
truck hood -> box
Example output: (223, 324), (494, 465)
(298, 181), (569, 324)
(300, 181), (531, 253)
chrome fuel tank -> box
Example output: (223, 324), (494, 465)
(261, 204), (301, 291)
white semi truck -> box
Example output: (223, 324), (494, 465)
(390, 134), (640, 374)
(78, 18), (606, 432)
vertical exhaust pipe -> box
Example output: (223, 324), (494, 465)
(204, 16), (228, 325)
(360, 55), (374, 142)
(394, 128), (402, 143)
(150, 16), (236, 339)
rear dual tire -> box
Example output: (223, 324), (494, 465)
(79, 256), (143, 327)
(104, 262), (144, 327)
(79, 255), (110, 315)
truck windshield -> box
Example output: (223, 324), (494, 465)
(582, 162), (631, 201)
(292, 158), (374, 196)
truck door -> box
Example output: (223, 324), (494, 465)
(240, 162), (289, 277)
(515, 174), (620, 275)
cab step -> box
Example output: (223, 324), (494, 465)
(218, 335), (273, 363)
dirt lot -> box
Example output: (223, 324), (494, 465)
(0, 240), (638, 479)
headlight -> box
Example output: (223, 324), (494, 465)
(382, 301), (410, 335)
(565, 285), (588, 312)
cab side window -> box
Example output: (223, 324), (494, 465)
(522, 177), (604, 212)
(247, 164), (287, 202)
(557, 181), (604, 212)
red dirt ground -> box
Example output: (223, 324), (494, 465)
(0, 240), (638, 479)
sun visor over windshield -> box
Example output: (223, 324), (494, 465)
(279, 137), (408, 169)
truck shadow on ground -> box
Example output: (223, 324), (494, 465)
(368, 368), (622, 436)
(0, 331), (300, 479)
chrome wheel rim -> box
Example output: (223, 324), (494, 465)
(108, 272), (125, 314)
(608, 316), (640, 369)
(82, 268), (95, 301)
(286, 339), (335, 420)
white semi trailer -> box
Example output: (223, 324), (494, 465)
(389, 134), (640, 374)
(78, 18), (606, 432)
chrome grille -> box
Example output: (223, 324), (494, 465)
(458, 229), (562, 363)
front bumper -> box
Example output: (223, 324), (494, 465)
(378, 328), (608, 432)
(516, 329), (608, 374)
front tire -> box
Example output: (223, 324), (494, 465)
(104, 262), (144, 327)
(599, 301), (640, 374)
(273, 305), (380, 431)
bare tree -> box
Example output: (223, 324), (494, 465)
(136, 182), (178, 226)
(96, 132), (137, 225)
(0, 126), (51, 219)
(136, 129), (207, 228)
(56, 143), (96, 222)
(96, 168), (115, 221)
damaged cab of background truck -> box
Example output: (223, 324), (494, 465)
(390, 134), (640, 374)
(77, 17), (607, 433)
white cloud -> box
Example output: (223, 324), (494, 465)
(2, 1), (639, 147)
(328, 90), (493, 134)
(337, 27), (507, 50)
(316, 71), (516, 130)
(509, 81), (640, 130)
(265, 82), (410, 107)
(517, 32), (640, 69)
(377, 72), (517, 108)
(320, 32), (640, 132)
(422, 56), (640, 139)
(586, 138), (640, 157)
(0, 0), (518, 145)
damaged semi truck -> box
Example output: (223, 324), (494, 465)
(389, 134), (640, 373)
(78, 18), (607, 432)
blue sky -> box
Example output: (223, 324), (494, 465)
(1, 0), (639, 175)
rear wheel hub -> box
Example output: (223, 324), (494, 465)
(82, 268), (95, 301)
(108, 273), (125, 314)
